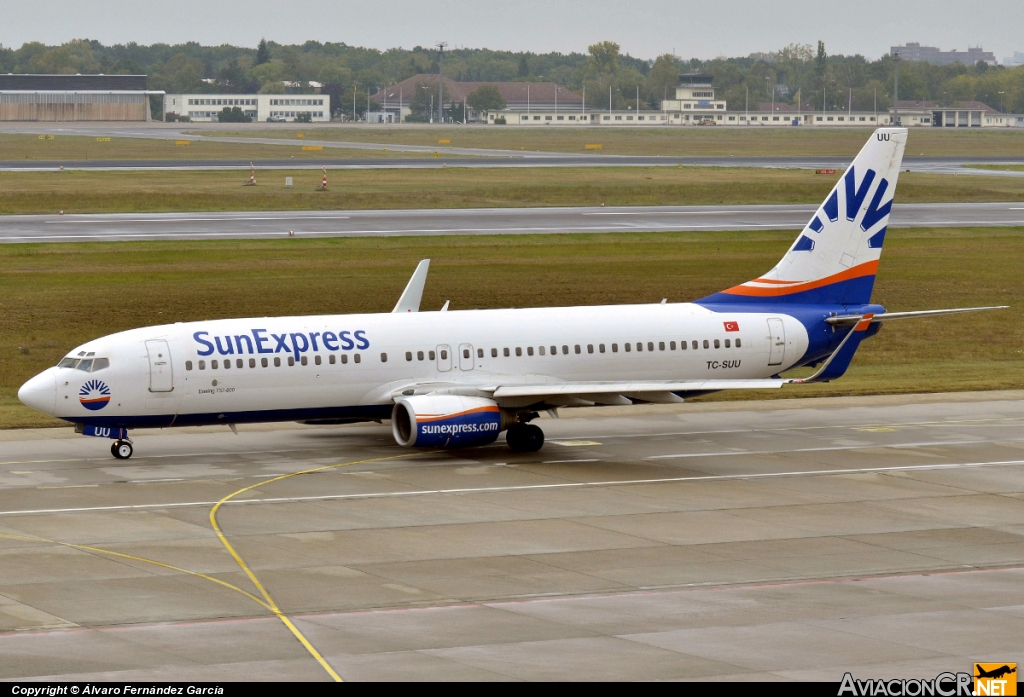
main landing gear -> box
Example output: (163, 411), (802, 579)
(111, 440), (133, 459)
(506, 423), (544, 453)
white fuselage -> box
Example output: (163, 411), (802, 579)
(32, 303), (809, 427)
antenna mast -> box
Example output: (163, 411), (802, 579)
(436, 42), (448, 124)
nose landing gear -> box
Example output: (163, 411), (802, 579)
(506, 423), (544, 452)
(111, 440), (133, 459)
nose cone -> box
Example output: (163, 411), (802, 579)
(18, 369), (57, 415)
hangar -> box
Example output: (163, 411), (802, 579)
(0, 74), (158, 121)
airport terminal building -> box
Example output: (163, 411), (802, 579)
(0, 74), (156, 121)
(163, 94), (329, 122)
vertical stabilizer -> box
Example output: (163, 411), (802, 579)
(701, 128), (907, 305)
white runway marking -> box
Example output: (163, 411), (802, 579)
(2, 457), (1022, 517)
(646, 436), (1019, 459)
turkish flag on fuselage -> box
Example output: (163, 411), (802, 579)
(723, 321), (740, 332)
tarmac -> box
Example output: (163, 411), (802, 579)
(1, 390), (1023, 681)
(3, 202), (1024, 243)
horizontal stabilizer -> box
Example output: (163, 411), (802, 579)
(825, 305), (1008, 326)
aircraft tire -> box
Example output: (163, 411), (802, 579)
(507, 424), (544, 452)
(112, 440), (133, 459)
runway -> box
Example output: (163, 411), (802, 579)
(1, 391), (1023, 680)
(3, 202), (1023, 243)
(4, 156), (1024, 175)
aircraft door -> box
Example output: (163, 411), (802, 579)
(145, 339), (174, 392)
(459, 344), (474, 371)
(767, 318), (785, 366)
(436, 344), (452, 372)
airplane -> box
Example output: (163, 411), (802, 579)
(17, 128), (1005, 459)
(976, 665), (1016, 680)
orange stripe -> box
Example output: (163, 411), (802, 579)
(80, 397), (110, 404)
(417, 405), (500, 423)
(722, 260), (878, 298)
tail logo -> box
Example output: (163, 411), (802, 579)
(79, 379), (111, 411)
(798, 166), (891, 254)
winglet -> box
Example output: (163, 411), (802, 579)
(392, 259), (430, 313)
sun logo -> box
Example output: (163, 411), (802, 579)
(79, 379), (111, 411)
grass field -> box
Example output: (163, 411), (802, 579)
(970, 164), (1024, 172)
(2, 166), (1022, 216)
(205, 125), (1024, 157)
(0, 133), (429, 161)
(2, 228), (1022, 429)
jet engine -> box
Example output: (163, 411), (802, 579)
(392, 395), (513, 448)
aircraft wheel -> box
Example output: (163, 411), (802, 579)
(112, 440), (133, 459)
(507, 424), (544, 452)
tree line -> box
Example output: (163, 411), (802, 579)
(1, 38), (1022, 117)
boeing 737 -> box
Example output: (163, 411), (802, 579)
(17, 128), (1004, 459)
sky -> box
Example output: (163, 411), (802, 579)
(3, 0), (1023, 62)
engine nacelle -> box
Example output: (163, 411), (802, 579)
(392, 395), (507, 448)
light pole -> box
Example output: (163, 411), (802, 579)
(893, 51), (900, 126)
(998, 91), (1006, 113)
(353, 83), (357, 122)
(437, 42), (447, 124)
(765, 76), (770, 114)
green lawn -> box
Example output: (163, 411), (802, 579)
(2, 228), (1021, 429)
(203, 125), (1024, 157)
(2, 166), (1022, 216)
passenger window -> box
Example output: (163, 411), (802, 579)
(211, 360), (219, 369)
(612, 343), (618, 352)
(648, 342), (654, 351)
(301, 356), (308, 366)
(274, 357), (281, 367)
(199, 360), (206, 370)
(186, 360), (193, 371)
(692, 340), (699, 350)
(539, 346), (546, 356)
(562, 345), (568, 355)
(703, 340), (710, 349)
(724, 339), (730, 348)
(574, 345), (581, 354)
(527, 346), (534, 356)
(491, 348), (498, 358)
(550, 345), (557, 355)
(341, 355), (348, 364)
(237, 359), (243, 368)
(354, 354), (361, 363)
(429, 351), (435, 360)
(636, 343), (642, 352)
(328, 355), (335, 365)
(670, 341), (676, 350)
(288, 357), (295, 366)
(659, 342), (665, 351)
(224, 360), (231, 370)
(503, 348), (510, 357)
(736, 338), (742, 348)
(714, 339), (720, 349)
(625, 344), (631, 353)
(464, 348), (471, 359)
(515, 347), (522, 357)
(418, 351), (424, 361)
(440, 350), (447, 360)
(599, 344), (605, 353)
(381, 353), (387, 362)
(680, 341), (686, 350)
(406, 352), (413, 362)
(478, 348), (484, 358)
(315, 355), (322, 365)
(587, 344), (593, 354)
(249, 358), (255, 368)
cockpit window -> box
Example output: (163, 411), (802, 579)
(58, 356), (109, 372)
